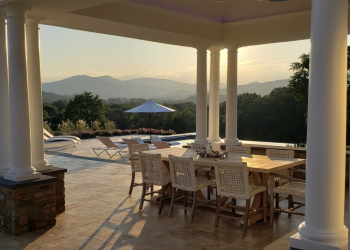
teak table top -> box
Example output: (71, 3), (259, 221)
(141, 148), (306, 173)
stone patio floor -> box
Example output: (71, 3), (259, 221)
(0, 135), (347, 250)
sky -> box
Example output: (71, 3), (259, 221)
(39, 24), (313, 86)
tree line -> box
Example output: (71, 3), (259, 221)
(43, 48), (350, 144)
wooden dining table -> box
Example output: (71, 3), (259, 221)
(141, 147), (306, 225)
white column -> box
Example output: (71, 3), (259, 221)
(3, 4), (41, 182)
(208, 46), (221, 143)
(26, 17), (51, 172)
(225, 45), (241, 146)
(0, 11), (11, 176)
(194, 46), (208, 144)
(290, 0), (348, 249)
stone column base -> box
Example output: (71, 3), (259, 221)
(40, 167), (67, 214)
(290, 232), (348, 250)
(0, 175), (57, 235)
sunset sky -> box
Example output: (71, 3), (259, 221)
(40, 25), (315, 86)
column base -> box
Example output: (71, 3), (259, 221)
(208, 137), (221, 143)
(194, 138), (208, 144)
(224, 138), (242, 146)
(290, 232), (348, 250)
(3, 172), (41, 182)
(34, 163), (52, 172)
(0, 167), (10, 177)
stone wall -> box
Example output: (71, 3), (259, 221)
(41, 172), (65, 213)
(0, 178), (57, 235)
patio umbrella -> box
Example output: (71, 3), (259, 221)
(125, 100), (175, 139)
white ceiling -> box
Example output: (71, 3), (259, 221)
(1, 0), (349, 48)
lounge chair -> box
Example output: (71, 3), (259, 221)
(151, 135), (180, 146)
(44, 129), (81, 144)
(44, 132), (80, 146)
(151, 141), (170, 149)
(122, 138), (140, 146)
(92, 136), (128, 160)
(123, 137), (157, 150)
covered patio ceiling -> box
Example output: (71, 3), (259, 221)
(2, 0), (350, 47)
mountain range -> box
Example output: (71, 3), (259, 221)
(42, 75), (289, 101)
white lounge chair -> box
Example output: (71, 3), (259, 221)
(150, 135), (180, 146)
(92, 136), (128, 160)
(44, 129), (81, 144)
(44, 132), (80, 146)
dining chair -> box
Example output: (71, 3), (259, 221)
(266, 149), (295, 213)
(139, 153), (172, 215)
(191, 142), (214, 199)
(269, 169), (305, 225)
(168, 155), (216, 222)
(226, 145), (251, 154)
(214, 161), (267, 236)
(151, 141), (170, 149)
(128, 143), (150, 195)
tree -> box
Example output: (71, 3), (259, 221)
(288, 48), (350, 143)
(64, 92), (106, 124)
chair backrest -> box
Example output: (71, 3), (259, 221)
(44, 128), (54, 138)
(128, 144), (150, 171)
(128, 143), (150, 157)
(266, 149), (294, 158)
(122, 138), (139, 146)
(215, 161), (250, 199)
(139, 153), (169, 185)
(168, 155), (197, 191)
(190, 143), (205, 150)
(150, 135), (162, 142)
(266, 149), (295, 177)
(97, 137), (118, 148)
(131, 137), (144, 144)
(226, 146), (251, 154)
(152, 141), (170, 149)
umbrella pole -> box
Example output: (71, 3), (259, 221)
(150, 113), (152, 140)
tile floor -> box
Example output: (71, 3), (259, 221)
(0, 136), (342, 250)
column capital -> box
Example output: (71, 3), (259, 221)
(195, 45), (209, 51)
(2, 3), (30, 18)
(0, 10), (5, 20)
(225, 44), (239, 51)
(26, 16), (45, 27)
(209, 45), (223, 54)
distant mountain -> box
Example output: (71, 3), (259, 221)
(42, 75), (289, 102)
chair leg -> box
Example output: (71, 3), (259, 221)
(288, 195), (293, 218)
(184, 191), (188, 216)
(243, 199), (250, 237)
(158, 185), (166, 215)
(270, 186), (275, 226)
(139, 183), (147, 211)
(190, 191), (197, 222)
(275, 193), (280, 212)
(129, 172), (135, 196)
(207, 174), (211, 200)
(263, 191), (267, 224)
(214, 194), (221, 228)
(232, 198), (236, 217)
(168, 187), (176, 217)
(151, 185), (154, 198)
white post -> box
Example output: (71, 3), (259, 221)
(290, 0), (348, 249)
(225, 45), (241, 146)
(195, 46), (208, 144)
(3, 4), (41, 182)
(26, 17), (52, 172)
(0, 11), (11, 176)
(208, 46), (221, 143)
